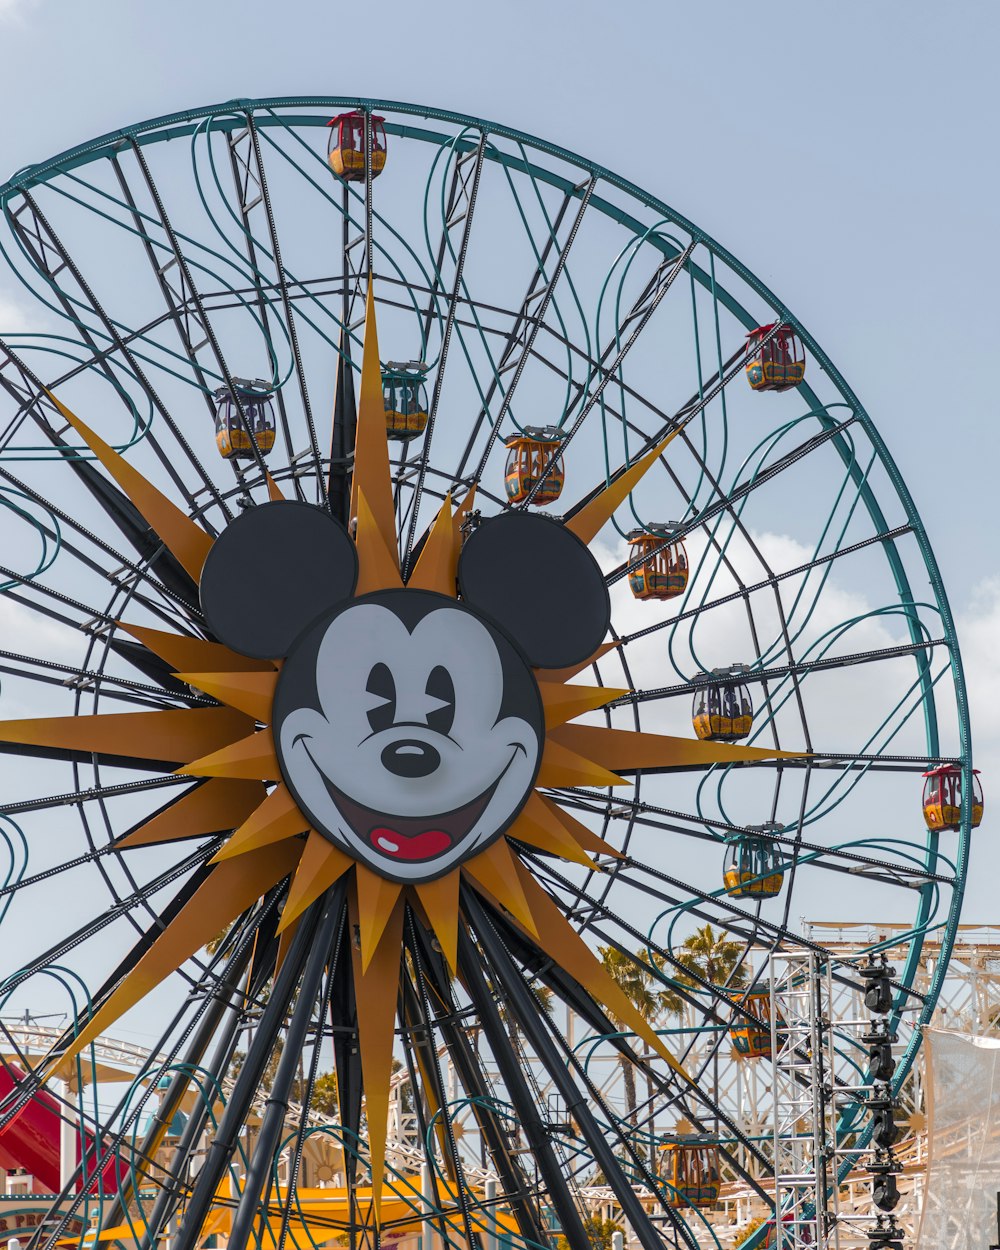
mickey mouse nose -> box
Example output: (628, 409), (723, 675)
(381, 739), (440, 779)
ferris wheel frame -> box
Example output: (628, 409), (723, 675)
(0, 96), (974, 1248)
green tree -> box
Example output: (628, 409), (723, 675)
(674, 924), (748, 995)
(556, 1215), (622, 1250)
(598, 946), (664, 1136)
(734, 1215), (768, 1247)
(310, 1070), (339, 1117)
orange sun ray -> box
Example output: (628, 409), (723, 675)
(211, 784), (307, 862)
(274, 914), (301, 976)
(566, 430), (680, 546)
(178, 728), (279, 782)
(413, 872), (461, 972)
(117, 622), (275, 675)
(349, 887), (405, 1218)
(49, 840), (303, 1072)
(349, 285), (398, 567)
(533, 793), (624, 861)
(265, 471), (285, 501)
(536, 736), (630, 789)
(548, 723), (806, 772)
(506, 792), (601, 868)
(537, 682), (631, 729)
(407, 494), (458, 596)
(118, 778), (266, 849)
(278, 832), (354, 931)
(354, 488), (403, 595)
(355, 865), (404, 973)
(174, 670), (278, 722)
(0, 707), (252, 766)
(47, 390), (214, 583)
(463, 839), (538, 936)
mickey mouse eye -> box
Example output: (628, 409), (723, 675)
(424, 665), (455, 736)
(365, 662), (396, 734)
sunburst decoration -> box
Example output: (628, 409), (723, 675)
(1, 287), (803, 1234)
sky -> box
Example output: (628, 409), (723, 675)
(0, 0), (996, 1038)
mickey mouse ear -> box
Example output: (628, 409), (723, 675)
(200, 501), (358, 659)
(458, 513), (610, 669)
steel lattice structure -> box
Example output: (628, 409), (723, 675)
(0, 98), (975, 1250)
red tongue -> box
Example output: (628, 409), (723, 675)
(371, 827), (453, 861)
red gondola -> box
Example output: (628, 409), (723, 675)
(327, 111), (387, 182)
(922, 764), (983, 832)
(745, 323), (806, 392)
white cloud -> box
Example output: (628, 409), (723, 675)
(0, 288), (35, 335)
(0, 0), (37, 23)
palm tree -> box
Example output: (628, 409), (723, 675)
(598, 946), (664, 1144)
(674, 924), (748, 996)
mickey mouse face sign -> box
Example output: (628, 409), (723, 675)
(200, 501), (611, 883)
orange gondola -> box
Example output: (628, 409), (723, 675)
(659, 1138), (720, 1208)
(692, 666), (753, 742)
(745, 323), (806, 392)
(627, 525), (688, 601)
(327, 111), (387, 182)
(730, 988), (785, 1059)
(503, 427), (565, 506)
(922, 764), (983, 832)
(213, 379), (276, 461)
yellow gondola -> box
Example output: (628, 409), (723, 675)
(382, 362), (429, 441)
(503, 426), (565, 506)
(213, 379), (276, 461)
(659, 1138), (720, 1208)
(692, 666), (753, 742)
(723, 826), (785, 900)
(627, 524), (688, 601)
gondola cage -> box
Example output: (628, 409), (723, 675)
(723, 825), (785, 900)
(382, 362), (429, 441)
(730, 987), (785, 1059)
(213, 379), (276, 461)
(922, 764), (984, 832)
(327, 111), (387, 182)
(692, 665), (753, 742)
(627, 524), (689, 601)
(745, 323), (806, 392)
(659, 1137), (720, 1209)
(503, 426), (565, 506)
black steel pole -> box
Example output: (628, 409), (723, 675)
(172, 897), (325, 1250)
(226, 885), (347, 1250)
(458, 921), (591, 1250)
(464, 888), (672, 1250)
(405, 924), (549, 1250)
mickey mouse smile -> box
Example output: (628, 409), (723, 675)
(296, 733), (525, 864)
(274, 589), (544, 883)
(318, 765), (504, 863)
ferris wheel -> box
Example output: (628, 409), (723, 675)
(0, 98), (976, 1250)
